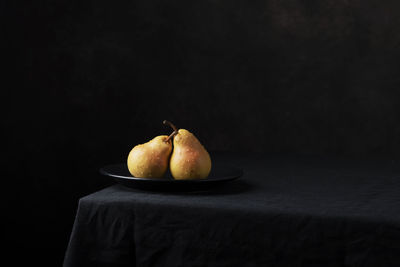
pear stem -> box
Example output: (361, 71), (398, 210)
(165, 130), (178, 143)
(163, 120), (179, 143)
(163, 120), (178, 132)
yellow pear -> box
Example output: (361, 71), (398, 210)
(127, 135), (173, 178)
(164, 120), (212, 180)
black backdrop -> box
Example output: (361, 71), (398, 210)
(4, 0), (400, 265)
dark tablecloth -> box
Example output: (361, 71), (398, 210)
(64, 155), (400, 267)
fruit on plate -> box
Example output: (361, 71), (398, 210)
(127, 133), (174, 178)
(164, 120), (212, 180)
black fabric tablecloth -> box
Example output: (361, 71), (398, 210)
(64, 155), (400, 267)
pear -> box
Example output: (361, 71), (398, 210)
(164, 120), (212, 180)
(127, 134), (173, 178)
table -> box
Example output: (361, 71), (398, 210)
(64, 154), (400, 267)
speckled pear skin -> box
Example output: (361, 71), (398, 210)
(127, 135), (172, 178)
(170, 129), (212, 180)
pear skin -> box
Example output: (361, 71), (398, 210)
(170, 129), (212, 180)
(127, 135), (172, 178)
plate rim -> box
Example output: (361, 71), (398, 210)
(99, 163), (243, 183)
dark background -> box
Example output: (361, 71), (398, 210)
(4, 0), (400, 265)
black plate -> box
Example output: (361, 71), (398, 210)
(100, 164), (243, 191)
